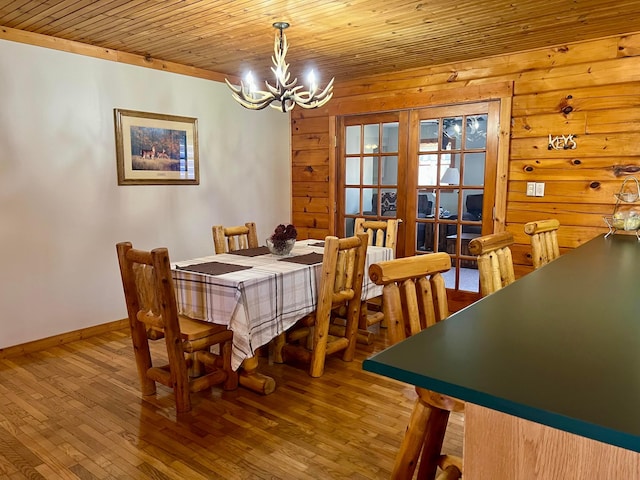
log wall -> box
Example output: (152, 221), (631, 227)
(291, 31), (640, 276)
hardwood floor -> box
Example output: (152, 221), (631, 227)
(0, 327), (463, 479)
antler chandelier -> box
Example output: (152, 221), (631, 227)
(225, 22), (334, 113)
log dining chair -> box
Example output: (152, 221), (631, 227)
(524, 219), (560, 269)
(212, 222), (259, 253)
(273, 233), (369, 377)
(354, 218), (399, 341)
(116, 242), (238, 414)
(468, 231), (516, 296)
(368, 253), (464, 480)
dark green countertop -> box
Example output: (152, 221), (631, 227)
(363, 234), (640, 453)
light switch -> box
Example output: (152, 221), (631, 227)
(526, 182), (536, 197)
(535, 182), (545, 197)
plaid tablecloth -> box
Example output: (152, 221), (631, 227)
(172, 239), (393, 370)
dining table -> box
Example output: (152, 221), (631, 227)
(363, 233), (640, 478)
(172, 239), (393, 394)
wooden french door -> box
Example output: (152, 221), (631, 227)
(337, 112), (408, 253)
(337, 101), (500, 306)
(406, 102), (500, 305)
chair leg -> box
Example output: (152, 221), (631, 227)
(164, 336), (192, 414)
(392, 397), (432, 480)
(435, 465), (462, 480)
(130, 321), (156, 396)
(416, 408), (450, 480)
(222, 341), (239, 391)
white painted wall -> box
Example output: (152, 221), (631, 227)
(0, 40), (291, 349)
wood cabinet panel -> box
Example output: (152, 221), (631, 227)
(464, 404), (640, 480)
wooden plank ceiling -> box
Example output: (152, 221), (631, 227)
(1, 0), (639, 83)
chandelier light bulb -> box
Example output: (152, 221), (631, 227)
(225, 22), (334, 112)
(308, 70), (317, 92)
(244, 72), (256, 95)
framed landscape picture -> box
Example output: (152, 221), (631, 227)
(114, 108), (199, 185)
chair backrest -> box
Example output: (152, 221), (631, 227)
(368, 252), (451, 345)
(524, 219), (560, 269)
(116, 242), (188, 391)
(354, 217), (399, 256)
(468, 231), (515, 296)
(212, 222), (259, 253)
(278, 233), (368, 377)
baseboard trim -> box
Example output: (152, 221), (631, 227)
(0, 319), (129, 359)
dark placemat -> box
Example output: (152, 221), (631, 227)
(309, 242), (325, 247)
(279, 252), (324, 265)
(177, 261), (252, 275)
(227, 246), (271, 257)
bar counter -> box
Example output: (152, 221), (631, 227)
(364, 233), (640, 477)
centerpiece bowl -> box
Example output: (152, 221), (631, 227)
(266, 238), (296, 256)
(266, 223), (298, 256)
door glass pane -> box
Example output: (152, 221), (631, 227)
(462, 189), (484, 230)
(364, 124), (379, 153)
(440, 153), (460, 186)
(345, 188), (360, 214)
(417, 190), (435, 217)
(465, 114), (487, 149)
(346, 125), (361, 154)
(443, 117), (462, 150)
(463, 152), (485, 186)
(418, 154), (437, 186)
(382, 122), (399, 152)
(363, 156), (378, 185)
(363, 188), (377, 215)
(440, 190), (458, 219)
(381, 156), (398, 185)
(420, 120), (439, 150)
(380, 189), (397, 217)
(346, 157), (360, 185)
(345, 217), (355, 237)
(418, 222), (436, 252)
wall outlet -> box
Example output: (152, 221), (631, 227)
(535, 182), (545, 197)
(526, 182), (536, 196)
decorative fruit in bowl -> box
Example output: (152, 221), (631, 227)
(267, 224), (297, 255)
(612, 211), (640, 230)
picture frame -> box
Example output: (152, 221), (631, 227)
(114, 108), (199, 185)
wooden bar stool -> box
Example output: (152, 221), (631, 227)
(468, 231), (515, 296)
(369, 253), (463, 480)
(524, 219), (560, 269)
